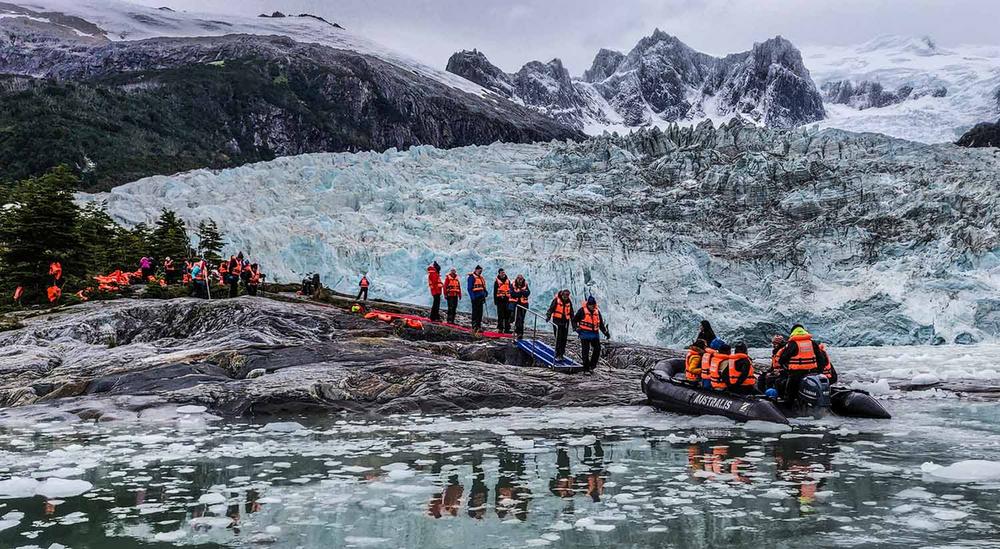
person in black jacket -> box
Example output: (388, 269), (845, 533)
(509, 275), (530, 339)
(696, 320), (716, 345)
(776, 325), (830, 402)
(493, 269), (512, 334)
(546, 289), (574, 361)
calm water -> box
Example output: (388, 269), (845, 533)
(1, 347), (999, 548)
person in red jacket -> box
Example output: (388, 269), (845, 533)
(427, 261), (443, 321)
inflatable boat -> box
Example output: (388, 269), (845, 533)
(641, 359), (890, 424)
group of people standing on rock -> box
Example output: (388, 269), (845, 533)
(183, 253), (265, 299)
(684, 320), (837, 401)
(423, 263), (610, 371)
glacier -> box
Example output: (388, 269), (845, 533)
(82, 120), (1000, 347)
(804, 35), (1000, 143)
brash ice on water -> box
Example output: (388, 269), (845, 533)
(0, 348), (997, 548)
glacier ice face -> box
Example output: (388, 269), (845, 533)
(81, 121), (1000, 347)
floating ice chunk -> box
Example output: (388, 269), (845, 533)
(849, 379), (892, 395)
(932, 509), (969, 521)
(190, 516), (232, 529)
(176, 405), (207, 414)
(341, 466), (373, 473)
(540, 533), (561, 541)
(198, 493), (226, 505)
(273, 462), (292, 469)
(261, 422), (307, 433)
(909, 373), (940, 386)
(567, 435), (597, 447)
(344, 536), (389, 545)
(904, 516), (940, 530)
(923, 460), (1000, 482)
(647, 525), (668, 532)
(548, 521), (573, 531)
(0, 511), (24, 532)
(0, 478), (39, 499)
(154, 530), (187, 542)
(743, 421), (792, 433)
(503, 436), (535, 449)
(894, 487), (934, 500)
(525, 540), (551, 547)
(35, 478), (93, 498)
(380, 463), (409, 472)
(387, 469), (414, 480)
(606, 464), (628, 474)
(760, 488), (791, 499)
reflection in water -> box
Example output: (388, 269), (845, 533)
(495, 452), (532, 521)
(2, 403), (999, 549)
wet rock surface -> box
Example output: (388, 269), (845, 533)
(0, 297), (663, 419)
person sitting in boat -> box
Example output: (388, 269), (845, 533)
(696, 320), (716, 345)
(699, 338), (724, 389)
(818, 343), (838, 384)
(725, 342), (758, 395)
(758, 334), (787, 394)
(684, 339), (707, 384)
(776, 325), (830, 402)
(707, 343), (731, 391)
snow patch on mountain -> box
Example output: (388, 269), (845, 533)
(8, 0), (490, 97)
(804, 35), (1000, 143)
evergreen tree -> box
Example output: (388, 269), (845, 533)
(76, 202), (118, 274)
(196, 220), (225, 265)
(150, 209), (190, 264)
(0, 166), (82, 303)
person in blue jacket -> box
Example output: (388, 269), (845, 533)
(467, 265), (488, 332)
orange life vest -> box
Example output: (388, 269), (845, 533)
(470, 274), (485, 294)
(231, 260), (242, 275)
(700, 348), (717, 381)
(819, 343), (834, 379)
(578, 306), (601, 333)
(685, 348), (703, 382)
(771, 346), (784, 372)
(47, 285), (62, 303)
(550, 298), (572, 321)
(164, 259), (175, 271)
(444, 275), (462, 297)
(495, 278), (510, 299)
(727, 353), (756, 386)
(249, 267), (261, 285)
(787, 334), (818, 371)
(360, 276), (369, 288)
(709, 353), (729, 390)
(49, 262), (62, 280)
(13, 286), (23, 301)
(404, 318), (423, 330)
(218, 262), (229, 274)
(512, 283), (529, 305)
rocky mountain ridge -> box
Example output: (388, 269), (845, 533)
(0, 0), (581, 189)
(446, 30), (826, 130)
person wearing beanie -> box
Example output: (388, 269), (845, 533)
(427, 262), (443, 321)
(573, 295), (610, 371)
(466, 265), (488, 332)
(493, 268), (512, 333)
(546, 289), (574, 361)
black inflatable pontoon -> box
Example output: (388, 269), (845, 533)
(641, 359), (891, 423)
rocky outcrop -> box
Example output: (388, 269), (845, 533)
(956, 119), (1000, 148)
(445, 49), (515, 98)
(0, 296), (661, 417)
(822, 79), (947, 110)
(582, 48), (625, 83)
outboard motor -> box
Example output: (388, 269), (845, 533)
(798, 374), (832, 409)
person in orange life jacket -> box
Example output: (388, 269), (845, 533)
(818, 343), (838, 384)
(574, 296), (610, 371)
(708, 343), (732, 390)
(189, 257), (208, 299)
(700, 338), (725, 389)
(225, 255), (242, 298)
(245, 263), (262, 296)
(357, 273), (370, 301)
(443, 268), (462, 324)
(508, 274), (530, 339)
(163, 257), (179, 285)
(777, 324), (829, 402)
(467, 265), (488, 332)
(726, 342), (758, 395)
(546, 289), (574, 361)
(493, 269), (512, 333)
(427, 262), (443, 321)
(685, 339), (707, 384)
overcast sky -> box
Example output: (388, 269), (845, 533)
(132, 0), (1000, 74)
